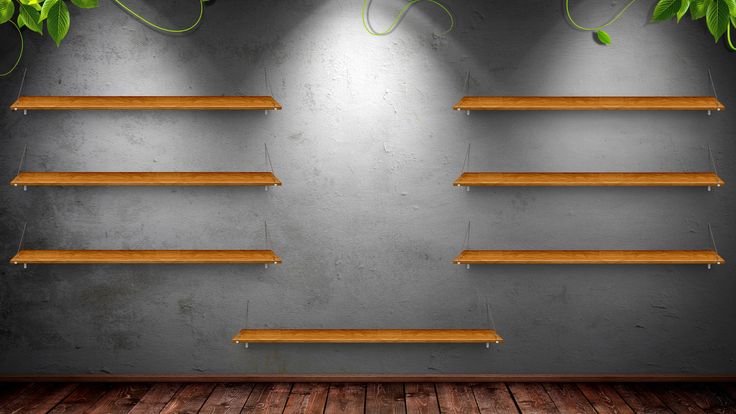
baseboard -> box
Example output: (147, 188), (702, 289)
(0, 374), (734, 383)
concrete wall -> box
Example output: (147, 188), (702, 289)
(0, 0), (734, 374)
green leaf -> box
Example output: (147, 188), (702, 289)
(18, 3), (43, 34)
(596, 30), (612, 44)
(0, 0), (15, 24)
(70, 0), (98, 8)
(707, 0), (731, 41)
(40, 0), (58, 20)
(46, 0), (69, 46)
(653, 0), (682, 20)
(724, 0), (736, 14)
(691, 0), (709, 19)
(677, 0), (691, 21)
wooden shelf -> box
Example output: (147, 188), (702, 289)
(452, 96), (725, 111)
(231, 329), (503, 344)
(10, 250), (281, 265)
(453, 250), (724, 265)
(454, 172), (724, 187)
(10, 96), (282, 111)
(11, 172), (282, 187)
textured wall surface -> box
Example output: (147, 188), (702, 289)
(0, 0), (735, 374)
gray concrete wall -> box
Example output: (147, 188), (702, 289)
(0, 0), (734, 374)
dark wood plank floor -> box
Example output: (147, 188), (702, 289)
(0, 382), (735, 413)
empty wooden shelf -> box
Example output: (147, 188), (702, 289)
(453, 96), (725, 111)
(454, 172), (724, 187)
(453, 250), (724, 265)
(10, 96), (282, 111)
(232, 329), (503, 344)
(10, 250), (281, 265)
(11, 172), (282, 187)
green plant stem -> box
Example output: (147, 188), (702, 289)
(728, 24), (736, 51)
(112, 0), (204, 33)
(565, 0), (638, 31)
(0, 21), (24, 77)
(361, 0), (454, 36)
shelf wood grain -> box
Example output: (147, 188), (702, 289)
(231, 329), (503, 344)
(10, 96), (282, 111)
(11, 172), (282, 187)
(454, 172), (724, 187)
(453, 250), (724, 265)
(10, 250), (281, 265)
(452, 96), (725, 111)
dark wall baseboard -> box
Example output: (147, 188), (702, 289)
(1, 374), (734, 383)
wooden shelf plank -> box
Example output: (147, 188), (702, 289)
(11, 172), (282, 187)
(453, 250), (724, 265)
(231, 329), (503, 344)
(454, 172), (724, 187)
(452, 96), (725, 111)
(10, 250), (281, 265)
(10, 96), (282, 111)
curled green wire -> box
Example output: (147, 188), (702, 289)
(0, 21), (24, 77)
(728, 25), (736, 51)
(565, 0), (637, 31)
(361, 0), (454, 36)
(112, 0), (204, 33)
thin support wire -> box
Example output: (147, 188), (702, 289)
(245, 299), (250, 330)
(16, 67), (28, 103)
(463, 221), (471, 250)
(16, 145), (28, 177)
(485, 299), (497, 331)
(265, 221), (271, 251)
(708, 223), (718, 254)
(464, 70), (471, 94)
(265, 143), (274, 172)
(708, 145), (719, 177)
(264, 67), (274, 98)
(16, 222), (27, 257)
(707, 68), (719, 102)
(460, 143), (471, 174)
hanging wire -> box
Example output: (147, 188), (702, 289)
(361, 0), (454, 36)
(16, 145), (28, 177)
(16, 222), (27, 256)
(565, 0), (638, 32)
(16, 67), (28, 102)
(463, 221), (471, 250)
(264, 143), (274, 172)
(708, 224), (718, 254)
(460, 143), (471, 174)
(707, 68), (719, 101)
(112, 0), (205, 33)
(485, 299), (496, 331)
(245, 300), (250, 330)
(0, 22), (24, 77)
(264, 221), (271, 251)
(707, 145), (719, 177)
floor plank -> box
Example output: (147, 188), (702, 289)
(649, 384), (706, 414)
(0, 383), (77, 414)
(324, 383), (366, 414)
(159, 383), (216, 414)
(86, 383), (151, 414)
(614, 383), (672, 414)
(198, 383), (254, 414)
(242, 383), (291, 413)
(543, 383), (596, 414)
(436, 383), (481, 414)
(472, 383), (519, 414)
(48, 383), (113, 414)
(679, 383), (736, 413)
(366, 383), (406, 414)
(719, 384), (736, 402)
(128, 383), (183, 414)
(577, 383), (634, 414)
(283, 383), (329, 414)
(0, 383), (30, 407)
(405, 383), (440, 414)
(508, 383), (559, 414)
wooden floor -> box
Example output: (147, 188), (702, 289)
(1, 382), (735, 413)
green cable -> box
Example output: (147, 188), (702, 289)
(565, 0), (637, 31)
(112, 0), (204, 33)
(0, 21), (24, 77)
(361, 0), (454, 36)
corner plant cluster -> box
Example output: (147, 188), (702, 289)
(0, 0), (98, 46)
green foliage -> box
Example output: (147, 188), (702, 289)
(653, 0), (736, 46)
(0, 0), (98, 46)
(596, 30), (611, 44)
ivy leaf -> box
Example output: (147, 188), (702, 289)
(0, 0), (15, 24)
(691, 0), (708, 19)
(40, 0), (58, 20)
(596, 30), (612, 44)
(70, 0), (99, 8)
(46, 0), (69, 46)
(18, 3), (43, 34)
(706, 0), (731, 41)
(677, 0), (692, 21)
(653, 0), (682, 20)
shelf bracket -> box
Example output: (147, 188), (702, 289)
(15, 222), (27, 269)
(15, 67), (28, 115)
(707, 68), (720, 115)
(708, 223), (721, 270)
